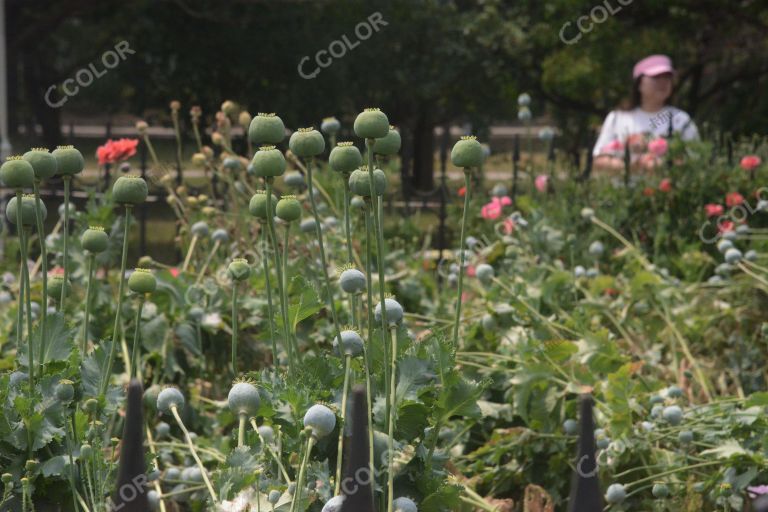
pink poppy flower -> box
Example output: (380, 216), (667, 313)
(499, 196), (512, 206)
(740, 155), (762, 171)
(503, 218), (515, 235)
(704, 204), (724, 217)
(466, 265), (476, 277)
(601, 140), (624, 152)
(659, 178), (672, 193)
(96, 138), (139, 165)
(534, 175), (548, 193)
(718, 220), (735, 234)
(169, 267), (180, 278)
(458, 186), (466, 197)
(648, 137), (668, 157)
(481, 200), (503, 220)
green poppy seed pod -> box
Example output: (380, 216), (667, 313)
(51, 145), (84, 176)
(128, 268), (157, 294)
(143, 384), (161, 411)
(329, 142), (362, 174)
(348, 167), (387, 197)
(249, 191), (277, 220)
(392, 497), (418, 512)
(212, 228), (229, 243)
(228, 258), (251, 281)
(374, 298), (404, 326)
(227, 382), (261, 417)
(23, 148), (58, 180)
(258, 425), (275, 444)
(251, 146), (286, 178)
(300, 218), (317, 233)
(320, 117), (341, 135)
(373, 126), (401, 155)
(339, 268), (366, 294)
(276, 195), (302, 222)
(350, 196), (366, 210)
(6, 195), (46, 225)
(223, 157), (243, 172)
(55, 379), (75, 402)
(112, 175), (148, 205)
(450, 136), (484, 168)
(354, 108), (389, 139)
(248, 113), (285, 145)
(191, 221), (210, 238)
(333, 330), (364, 357)
(157, 387), (185, 414)
(80, 444), (93, 459)
(0, 157), (35, 189)
(1, 473), (12, 484)
(322, 496), (345, 512)
(303, 404), (336, 439)
(47, 275), (70, 300)
(81, 226), (109, 254)
(476, 263), (494, 284)
(268, 489), (281, 505)
(289, 128), (325, 158)
(283, 171), (305, 188)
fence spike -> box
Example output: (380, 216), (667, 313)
(112, 379), (150, 511)
(567, 394), (603, 512)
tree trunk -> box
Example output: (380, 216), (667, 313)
(410, 112), (435, 191)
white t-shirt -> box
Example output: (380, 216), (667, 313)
(593, 106), (699, 156)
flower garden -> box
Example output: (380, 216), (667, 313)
(1, 102), (767, 512)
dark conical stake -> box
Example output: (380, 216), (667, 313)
(755, 495), (768, 512)
(340, 386), (376, 512)
(567, 394), (603, 512)
(112, 379), (149, 511)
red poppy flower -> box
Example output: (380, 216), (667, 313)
(718, 220), (735, 234)
(97, 138), (139, 165)
(642, 187), (655, 197)
(704, 204), (724, 217)
(169, 267), (180, 278)
(740, 155), (762, 171)
(725, 192), (744, 207)
(458, 186), (466, 197)
(659, 178), (672, 193)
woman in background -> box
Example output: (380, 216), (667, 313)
(593, 54), (699, 172)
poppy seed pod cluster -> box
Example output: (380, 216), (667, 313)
(251, 146), (286, 178)
(329, 142), (363, 174)
(23, 148), (58, 180)
(248, 113), (285, 145)
(289, 127), (325, 158)
(6, 195), (47, 225)
(354, 108), (389, 139)
(0, 156), (35, 190)
(112, 175), (149, 205)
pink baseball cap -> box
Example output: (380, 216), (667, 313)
(633, 54), (674, 79)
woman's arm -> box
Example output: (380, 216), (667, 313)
(592, 111), (626, 171)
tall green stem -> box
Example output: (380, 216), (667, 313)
(265, 179), (295, 370)
(386, 325), (398, 512)
(130, 299), (144, 379)
(32, 182), (47, 352)
(452, 170), (472, 348)
(61, 176), (71, 305)
(19, 223), (34, 387)
(342, 177), (358, 326)
(366, 139), (390, 424)
(261, 227), (279, 366)
(305, 158), (342, 349)
(231, 282), (238, 375)
(100, 206), (131, 398)
(82, 255), (95, 354)
(291, 436), (315, 512)
(363, 201), (376, 477)
(238, 413), (246, 448)
(334, 354), (353, 495)
(195, 240), (220, 284)
(282, 223), (290, 293)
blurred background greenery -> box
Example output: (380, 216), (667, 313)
(6, 0), (768, 188)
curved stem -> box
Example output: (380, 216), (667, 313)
(32, 182), (47, 354)
(249, 418), (292, 483)
(306, 158), (342, 351)
(61, 176), (71, 305)
(366, 139), (390, 425)
(101, 206), (131, 398)
(334, 354), (353, 495)
(386, 325), (398, 512)
(231, 282), (238, 375)
(170, 405), (218, 504)
(452, 170), (472, 348)
(195, 240), (220, 284)
(261, 227), (279, 366)
(130, 299), (144, 379)
(82, 255), (95, 354)
(265, 180), (295, 371)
